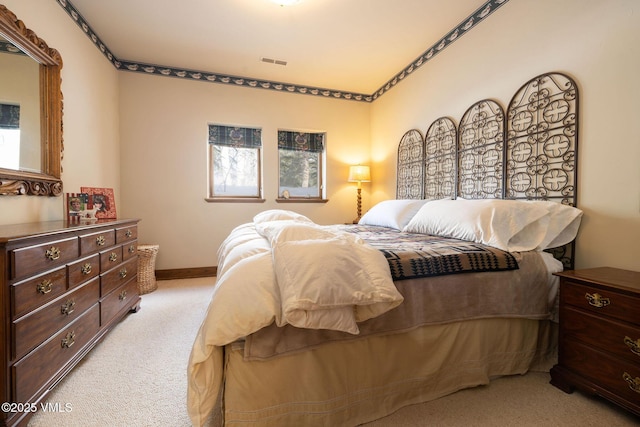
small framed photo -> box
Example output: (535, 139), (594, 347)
(66, 193), (90, 222)
(81, 187), (117, 219)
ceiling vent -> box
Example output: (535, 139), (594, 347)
(261, 57), (287, 66)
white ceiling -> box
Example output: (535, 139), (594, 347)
(68, 0), (494, 95)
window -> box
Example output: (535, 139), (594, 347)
(0, 104), (20, 170)
(278, 130), (325, 200)
(208, 124), (262, 200)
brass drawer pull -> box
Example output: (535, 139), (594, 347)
(624, 336), (640, 356)
(96, 235), (106, 246)
(45, 246), (61, 261)
(119, 268), (127, 279)
(109, 252), (118, 262)
(125, 230), (133, 238)
(81, 262), (92, 275)
(623, 372), (640, 393)
(37, 279), (53, 294)
(119, 290), (127, 301)
(61, 299), (76, 316)
(585, 292), (610, 308)
(61, 331), (76, 348)
(128, 245), (135, 254)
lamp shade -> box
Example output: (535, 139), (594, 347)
(348, 165), (371, 182)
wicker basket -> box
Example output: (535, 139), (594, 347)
(137, 244), (159, 295)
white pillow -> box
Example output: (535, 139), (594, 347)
(358, 199), (427, 230)
(253, 209), (312, 224)
(403, 198), (550, 252)
(528, 200), (583, 249)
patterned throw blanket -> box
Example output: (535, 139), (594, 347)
(336, 225), (519, 281)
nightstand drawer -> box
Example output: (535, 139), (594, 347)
(563, 339), (640, 407)
(562, 280), (640, 325)
(561, 305), (640, 364)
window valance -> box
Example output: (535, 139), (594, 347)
(208, 125), (262, 148)
(278, 131), (324, 152)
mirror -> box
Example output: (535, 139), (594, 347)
(0, 5), (63, 196)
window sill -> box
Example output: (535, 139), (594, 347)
(205, 198), (266, 203)
(275, 198), (329, 203)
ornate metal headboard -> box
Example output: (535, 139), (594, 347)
(396, 72), (579, 268)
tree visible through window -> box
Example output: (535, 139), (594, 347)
(278, 130), (325, 199)
(208, 125), (262, 199)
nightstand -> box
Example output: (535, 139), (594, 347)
(550, 267), (640, 417)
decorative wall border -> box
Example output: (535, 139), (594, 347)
(0, 40), (26, 55)
(57, 0), (509, 102)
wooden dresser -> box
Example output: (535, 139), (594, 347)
(0, 219), (140, 427)
(550, 267), (640, 417)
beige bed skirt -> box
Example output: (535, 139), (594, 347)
(208, 317), (557, 426)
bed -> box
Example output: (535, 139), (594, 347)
(187, 72), (580, 426)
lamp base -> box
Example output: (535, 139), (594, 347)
(353, 188), (362, 225)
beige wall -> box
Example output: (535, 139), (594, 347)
(1, 0), (638, 272)
(118, 73), (371, 269)
(371, 0), (640, 271)
(0, 0), (121, 224)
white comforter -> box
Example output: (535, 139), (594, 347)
(187, 210), (403, 426)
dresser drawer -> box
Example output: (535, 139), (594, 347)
(67, 254), (100, 289)
(10, 236), (79, 279)
(122, 239), (138, 262)
(79, 229), (116, 257)
(562, 280), (640, 325)
(100, 256), (138, 297)
(562, 338), (640, 407)
(11, 267), (67, 320)
(12, 304), (100, 403)
(100, 245), (123, 271)
(561, 305), (640, 364)
(100, 278), (139, 326)
(12, 278), (100, 360)
(116, 225), (137, 244)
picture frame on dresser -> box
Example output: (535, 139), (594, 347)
(80, 187), (117, 219)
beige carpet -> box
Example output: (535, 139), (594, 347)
(28, 278), (639, 427)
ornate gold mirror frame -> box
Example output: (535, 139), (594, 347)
(0, 5), (63, 196)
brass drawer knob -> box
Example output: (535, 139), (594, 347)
(128, 245), (135, 254)
(109, 252), (118, 262)
(81, 263), (92, 275)
(624, 336), (640, 356)
(119, 268), (127, 279)
(37, 279), (53, 295)
(125, 230), (132, 238)
(45, 246), (61, 261)
(119, 290), (127, 301)
(61, 299), (76, 316)
(61, 331), (76, 349)
(585, 292), (610, 308)
(623, 372), (640, 393)
(96, 235), (106, 246)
